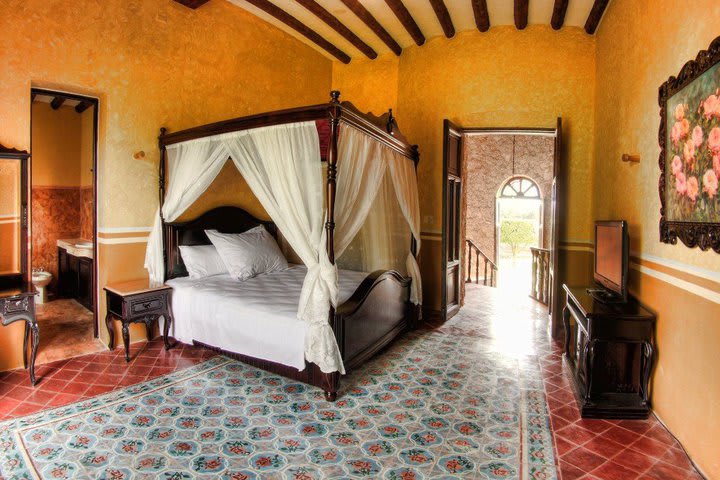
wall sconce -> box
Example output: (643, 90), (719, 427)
(133, 151), (146, 160)
(622, 154), (640, 163)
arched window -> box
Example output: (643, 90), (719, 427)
(498, 176), (541, 199)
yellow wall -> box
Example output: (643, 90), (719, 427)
(594, 1), (720, 476)
(333, 26), (597, 310)
(0, 0), (331, 371)
(31, 102), (82, 187)
(331, 54), (400, 114)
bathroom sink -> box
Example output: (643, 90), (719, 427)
(75, 241), (93, 249)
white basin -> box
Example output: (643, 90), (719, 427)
(75, 241), (92, 249)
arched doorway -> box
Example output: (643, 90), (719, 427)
(495, 176), (543, 293)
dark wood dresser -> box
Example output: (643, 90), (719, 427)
(562, 285), (656, 419)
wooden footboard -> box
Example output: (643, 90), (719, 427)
(335, 270), (413, 371)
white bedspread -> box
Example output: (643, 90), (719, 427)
(166, 265), (368, 370)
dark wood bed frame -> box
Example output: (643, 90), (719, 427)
(158, 91), (420, 401)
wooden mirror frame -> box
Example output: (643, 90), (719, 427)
(658, 35), (720, 253)
(0, 144), (29, 288)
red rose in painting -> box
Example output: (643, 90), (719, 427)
(703, 93), (720, 119)
(693, 125), (704, 147)
(671, 155), (683, 175)
(687, 176), (700, 201)
(703, 170), (718, 198)
(675, 172), (687, 195)
(709, 127), (720, 154)
(675, 103), (685, 121)
(683, 139), (696, 168)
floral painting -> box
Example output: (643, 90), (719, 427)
(665, 61), (720, 223)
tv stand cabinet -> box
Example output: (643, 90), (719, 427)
(562, 285), (656, 419)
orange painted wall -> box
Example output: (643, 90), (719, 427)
(594, 1), (720, 476)
(0, 0), (331, 371)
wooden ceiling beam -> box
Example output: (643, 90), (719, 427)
(50, 96), (65, 110)
(471, 0), (490, 32)
(551, 0), (569, 30)
(75, 100), (92, 114)
(384, 0), (425, 46)
(429, 0), (455, 38)
(514, 0), (528, 30)
(173, 0), (210, 9)
(584, 0), (609, 34)
(295, 0), (377, 59)
(243, 0), (351, 63)
(340, 0), (401, 56)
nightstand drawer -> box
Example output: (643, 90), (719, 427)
(130, 296), (164, 314)
(4, 297), (29, 314)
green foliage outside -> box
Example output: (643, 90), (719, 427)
(500, 220), (536, 258)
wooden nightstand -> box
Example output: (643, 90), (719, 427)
(104, 279), (175, 362)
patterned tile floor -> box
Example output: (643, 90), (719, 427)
(0, 284), (705, 479)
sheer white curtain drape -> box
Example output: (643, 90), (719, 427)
(335, 125), (387, 258)
(387, 150), (423, 305)
(145, 139), (230, 286)
(222, 122), (344, 374)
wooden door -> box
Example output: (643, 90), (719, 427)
(549, 118), (563, 336)
(442, 120), (463, 320)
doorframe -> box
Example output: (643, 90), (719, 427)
(30, 87), (100, 338)
(441, 120), (463, 321)
(440, 121), (562, 322)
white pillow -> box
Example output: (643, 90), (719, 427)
(179, 244), (228, 279)
(205, 226), (288, 281)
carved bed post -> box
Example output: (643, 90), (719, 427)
(323, 91), (341, 401)
(159, 128), (168, 274)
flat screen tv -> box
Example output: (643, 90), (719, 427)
(592, 220), (629, 303)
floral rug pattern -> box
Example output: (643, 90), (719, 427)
(0, 330), (557, 479)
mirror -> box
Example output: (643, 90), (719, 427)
(0, 145), (29, 287)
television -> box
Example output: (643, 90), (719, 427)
(592, 220), (629, 303)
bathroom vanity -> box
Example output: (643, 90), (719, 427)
(57, 239), (94, 311)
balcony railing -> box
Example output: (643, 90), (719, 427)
(530, 247), (550, 304)
(466, 239), (497, 287)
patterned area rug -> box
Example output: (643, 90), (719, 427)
(0, 329), (557, 479)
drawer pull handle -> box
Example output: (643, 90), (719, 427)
(142, 302), (152, 309)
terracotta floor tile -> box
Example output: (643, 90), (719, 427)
(629, 436), (672, 459)
(582, 436), (626, 460)
(601, 426), (642, 446)
(591, 460), (641, 480)
(560, 460), (588, 480)
(563, 447), (607, 472)
(657, 446), (695, 471)
(645, 423), (678, 446)
(554, 436), (577, 456)
(47, 392), (83, 407)
(611, 447), (657, 474)
(10, 402), (45, 417)
(643, 460), (703, 480)
(556, 424), (597, 446)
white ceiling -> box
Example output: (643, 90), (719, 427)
(228, 0), (606, 62)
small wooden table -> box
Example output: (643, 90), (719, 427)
(0, 284), (39, 385)
(104, 279), (175, 362)
(562, 285), (656, 419)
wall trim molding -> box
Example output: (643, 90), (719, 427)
(630, 251), (720, 284)
(97, 226), (153, 234)
(631, 262), (720, 305)
(98, 236), (149, 245)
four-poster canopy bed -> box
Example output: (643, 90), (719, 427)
(144, 91), (421, 401)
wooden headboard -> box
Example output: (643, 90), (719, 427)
(164, 206), (277, 280)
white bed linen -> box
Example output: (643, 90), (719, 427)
(165, 264), (368, 371)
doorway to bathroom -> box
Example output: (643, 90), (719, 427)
(30, 88), (102, 364)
